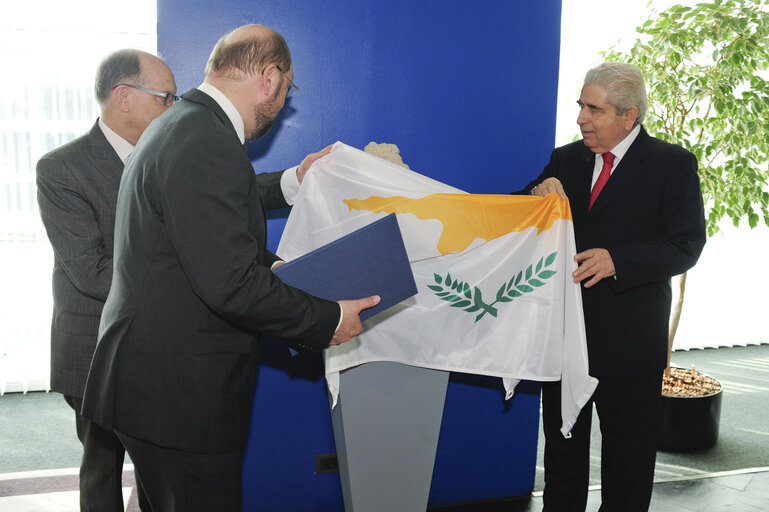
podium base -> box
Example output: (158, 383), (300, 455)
(330, 362), (449, 512)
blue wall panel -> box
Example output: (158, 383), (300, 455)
(242, 340), (342, 510)
(157, 1), (561, 509)
(159, 1), (562, 250)
(430, 376), (542, 504)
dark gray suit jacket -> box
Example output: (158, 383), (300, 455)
(82, 89), (340, 453)
(519, 127), (706, 376)
(37, 121), (123, 398)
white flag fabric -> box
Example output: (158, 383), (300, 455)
(277, 142), (597, 436)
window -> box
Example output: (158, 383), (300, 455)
(0, 1), (157, 393)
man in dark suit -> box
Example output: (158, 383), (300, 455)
(81, 24), (378, 511)
(521, 62), (706, 511)
(36, 49), (177, 511)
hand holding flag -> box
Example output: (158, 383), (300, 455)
(532, 177), (567, 199)
(297, 145), (334, 184)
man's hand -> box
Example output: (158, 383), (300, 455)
(330, 295), (381, 346)
(532, 177), (566, 199)
(573, 248), (615, 288)
(297, 145), (333, 184)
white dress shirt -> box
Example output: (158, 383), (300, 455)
(590, 124), (641, 188)
(98, 118), (134, 164)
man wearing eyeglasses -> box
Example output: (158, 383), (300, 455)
(36, 49), (177, 511)
(81, 24), (378, 511)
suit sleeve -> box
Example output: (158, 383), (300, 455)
(609, 150), (706, 291)
(251, 171), (289, 269)
(161, 130), (339, 348)
(264, 249), (281, 269)
(254, 170), (290, 210)
(36, 156), (112, 301)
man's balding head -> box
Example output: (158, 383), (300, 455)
(203, 24), (296, 141)
(96, 49), (176, 145)
(205, 24), (292, 80)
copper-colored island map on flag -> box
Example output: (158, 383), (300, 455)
(344, 193), (571, 254)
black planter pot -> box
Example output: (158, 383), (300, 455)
(657, 372), (723, 451)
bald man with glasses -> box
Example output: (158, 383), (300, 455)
(36, 48), (177, 512)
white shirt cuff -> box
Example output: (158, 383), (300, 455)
(280, 165), (301, 205)
(335, 304), (344, 332)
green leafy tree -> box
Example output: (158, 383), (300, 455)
(603, 0), (769, 367)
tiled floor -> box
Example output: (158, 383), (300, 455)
(0, 468), (140, 512)
(432, 468), (769, 511)
(2, 345), (768, 510)
(648, 470), (769, 511)
(3, 467), (768, 511)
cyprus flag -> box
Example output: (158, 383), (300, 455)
(277, 142), (597, 436)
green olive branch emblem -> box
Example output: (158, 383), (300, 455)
(426, 251), (558, 323)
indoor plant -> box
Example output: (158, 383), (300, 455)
(604, 0), (769, 450)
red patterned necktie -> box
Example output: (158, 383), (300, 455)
(588, 152), (615, 211)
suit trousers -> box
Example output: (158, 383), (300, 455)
(541, 372), (664, 512)
(115, 430), (243, 512)
(64, 394), (127, 512)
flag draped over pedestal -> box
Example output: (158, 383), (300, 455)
(277, 142), (597, 436)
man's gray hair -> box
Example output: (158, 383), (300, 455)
(94, 49), (143, 107)
(584, 62), (648, 126)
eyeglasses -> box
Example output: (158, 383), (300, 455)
(275, 65), (299, 98)
(111, 83), (180, 107)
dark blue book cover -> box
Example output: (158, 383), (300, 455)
(274, 214), (417, 322)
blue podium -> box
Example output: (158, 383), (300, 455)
(241, 338), (540, 511)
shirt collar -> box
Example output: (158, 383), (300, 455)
(98, 118), (134, 164)
(606, 124), (641, 162)
(197, 82), (246, 144)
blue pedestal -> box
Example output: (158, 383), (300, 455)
(241, 339), (541, 511)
